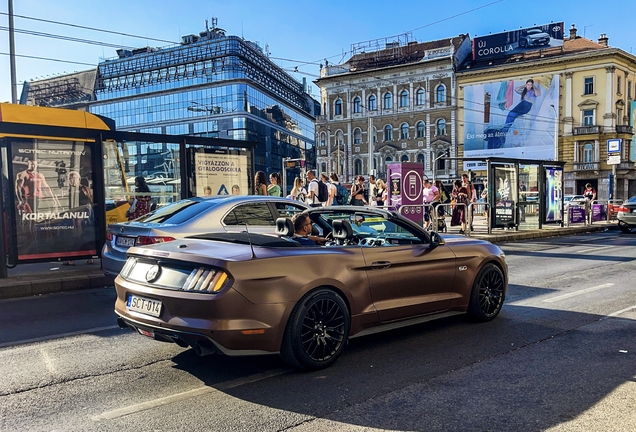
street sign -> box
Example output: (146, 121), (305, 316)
(607, 154), (621, 165)
(607, 139), (621, 153)
(284, 159), (305, 168)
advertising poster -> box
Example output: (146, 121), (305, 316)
(545, 167), (563, 223)
(570, 206), (585, 224)
(472, 23), (564, 62)
(463, 74), (560, 170)
(10, 140), (98, 261)
(493, 165), (516, 227)
(194, 152), (248, 196)
(630, 101), (636, 162)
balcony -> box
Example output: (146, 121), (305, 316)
(573, 126), (602, 135)
(572, 162), (599, 171)
(616, 125), (634, 134)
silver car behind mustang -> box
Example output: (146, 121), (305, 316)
(102, 196), (308, 276)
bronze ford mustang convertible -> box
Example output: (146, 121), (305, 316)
(114, 207), (508, 370)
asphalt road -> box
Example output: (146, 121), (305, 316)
(1, 231), (635, 431)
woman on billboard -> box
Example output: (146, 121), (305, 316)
(501, 79), (541, 133)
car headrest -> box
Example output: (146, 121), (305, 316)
(275, 217), (294, 237)
(332, 219), (353, 240)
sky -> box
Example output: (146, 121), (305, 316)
(1, 0), (635, 103)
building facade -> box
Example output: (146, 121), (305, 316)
(457, 24), (636, 200)
(314, 33), (472, 184)
(21, 22), (319, 195)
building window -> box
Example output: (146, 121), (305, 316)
(417, 153), (425, 164)
(400, 123), (409, 139)
(628, 81), (632, 99)
(354, 159), (362, 176)
(416, 88), (425, 105)
(400, 90), (409, 107)
(437, 151), (447, 170)
(436, 85), (446, 103)
(436, 119), (446, 136)
(583, 109), (594, 126)
(617, 108), (623, 125)
(368, 94), (377, 111)
(583, 143), (594, 163)
(383, 93), (392, 110)
(321, 162), (327, 173)
(372, 127), (377, 143)
(353, 128), (362, 144)
(353, 97), (361, 113)
(416, 121), (425, 138)
(334, 99), (342, 116)
(584, 77), (594, 95)
(384, 125), (393, 141)
(617, 76), (622, 94)
(401, 154), (409, 162)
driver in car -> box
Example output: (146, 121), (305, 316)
(291, 213), (327, 246)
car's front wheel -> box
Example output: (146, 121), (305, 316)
(467, 263), (506, 321)
(280, 288), (350, 370)
(619, 222), (633, 233)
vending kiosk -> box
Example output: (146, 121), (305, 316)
(386, 162), (424, 225)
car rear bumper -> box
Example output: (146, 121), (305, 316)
(114, 275), (289, 355)
(101, 244), (127, 276)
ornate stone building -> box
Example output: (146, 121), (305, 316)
(314, 33), (471, 184)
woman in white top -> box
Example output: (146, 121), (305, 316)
(289, 177), (307, 202)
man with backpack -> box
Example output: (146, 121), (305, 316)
(330, 172), (349, 205)
(307, 170), (328, 207)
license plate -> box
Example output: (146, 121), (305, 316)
(126, 294), (162, 317)
(116, 236), (136, 247)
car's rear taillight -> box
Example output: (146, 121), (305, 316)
(616, 205), (631, 213)
(182, 268), (229, 293)
(135, 236), (176, 246)
(106, 231), (113, 241)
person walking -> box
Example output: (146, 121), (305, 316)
(422, 179), (439, 229)
(450, 179), (469, 234)
(320, 173), (336, 206)
(127, 176), (152, 221)
(254, 171), (267, 195)
(350, 175), (368, 206)
(289, 177), (307, 202)
(267, 172), (282, 197)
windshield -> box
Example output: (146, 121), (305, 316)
(318, 211), (421, 239)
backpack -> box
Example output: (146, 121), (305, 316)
(335, 183), (349, 205)
(439, 186), (450, 204)
(312, 179), (329, 203)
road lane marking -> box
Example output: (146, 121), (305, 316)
(543, 283), (614, 303)
(607, 305), (636, 317)
(92, 367), (291, 421)
(576, 245), (615, 254)
(0, 325), (120, 349)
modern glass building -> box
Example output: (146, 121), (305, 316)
(21, 23), (319, 195)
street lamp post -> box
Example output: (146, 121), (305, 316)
(188, 101), (216, 137)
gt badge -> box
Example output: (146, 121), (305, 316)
(459, 266), (468, 271)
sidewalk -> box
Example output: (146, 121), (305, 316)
(0, 223), (615, 300)
(0, 259), (113, 300)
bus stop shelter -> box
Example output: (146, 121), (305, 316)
(0, 104), (256, 277)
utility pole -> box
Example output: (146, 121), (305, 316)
(9, 0), (18, 103)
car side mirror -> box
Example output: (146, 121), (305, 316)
(430, 231), (445, 248)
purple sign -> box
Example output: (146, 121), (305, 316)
(591, 204), (607, 222)
(569, 206), (585, 224)
(386, 162), (424, 225)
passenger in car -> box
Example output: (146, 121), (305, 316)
(291, 213), (327, 246)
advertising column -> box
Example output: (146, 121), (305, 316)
(387, 162), (424, 225)
(10, 140), (98, 262)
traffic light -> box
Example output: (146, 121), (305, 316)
(468, 169), (476, 182)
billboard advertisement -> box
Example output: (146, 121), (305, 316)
(630, 101), (636, 162)
(194, 152), (248, 196)
(545, 166), (563, 223)
(463, 74), (559, 169)
(10, 140), (99, 261)
(472, 22), (564, 62)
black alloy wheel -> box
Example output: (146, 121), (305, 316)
(467, 263), (506, 321)
(281, 289), (350, 370)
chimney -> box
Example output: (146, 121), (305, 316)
(598, 34), (609, 47)
(569, 24), (577, 39)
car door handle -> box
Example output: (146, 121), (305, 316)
(371, 261), (391, 269)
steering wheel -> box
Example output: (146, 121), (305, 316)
(325, 231), (334, 240)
